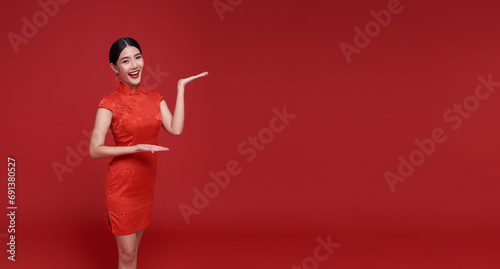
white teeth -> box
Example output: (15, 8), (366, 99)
(129, 71), (139, 75)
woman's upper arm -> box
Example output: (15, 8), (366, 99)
(160, 100), (174, 133)
(91, 108), (112, 148)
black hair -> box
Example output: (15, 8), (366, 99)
(109, 37), (142, 65)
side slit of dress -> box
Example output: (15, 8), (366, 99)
(107, 211), (113, 232)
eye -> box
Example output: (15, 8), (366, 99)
(122, 60), (129, 64)
(136, 55), (142, 60)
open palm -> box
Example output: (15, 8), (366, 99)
(178, 71), (209, 88)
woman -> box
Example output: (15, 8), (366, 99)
(89, 37), (207, 269)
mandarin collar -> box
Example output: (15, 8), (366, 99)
(118, 82), (143, 95)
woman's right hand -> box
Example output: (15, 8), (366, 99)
(135, 144), (169, 153)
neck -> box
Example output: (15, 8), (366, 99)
(123, 82), (138, 91)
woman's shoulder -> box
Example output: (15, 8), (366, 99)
(101, 88), (121, 100)
(98, 88), (121, 109)
(141, 86), (164, 101)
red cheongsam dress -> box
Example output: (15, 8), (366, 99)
(98, 82), (164, 235)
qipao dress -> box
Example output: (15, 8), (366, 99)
(98, 82), (164, 235)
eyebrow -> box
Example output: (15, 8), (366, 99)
(119, 53), (142, 62)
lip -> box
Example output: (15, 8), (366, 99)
(128, 70), (140, 79)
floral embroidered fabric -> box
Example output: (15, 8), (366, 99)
(98, 82), (164, 235)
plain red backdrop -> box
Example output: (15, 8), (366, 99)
(1, 0), (500, 268)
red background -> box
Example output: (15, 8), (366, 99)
(2, 0), (500, 268)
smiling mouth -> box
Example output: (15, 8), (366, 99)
(128, 70), (140, 79)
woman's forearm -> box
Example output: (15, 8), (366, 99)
(89, 127), (139, 159)
(164, 71), (208, 135)
(169, 86), (185, 135)
(89, 145), (138, 159)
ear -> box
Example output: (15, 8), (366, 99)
(110, 63), (119, 74)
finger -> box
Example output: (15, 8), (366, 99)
(145, 144), (164, 147)
(153, 145), (169, 151)
(194, 72), (206, 78)
(153, 145), (168, 149)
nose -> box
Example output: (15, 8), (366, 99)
(131, 59), (138, 69)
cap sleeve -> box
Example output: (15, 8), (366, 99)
(152, 90), (164, 103)
(98, 95), (114, 112)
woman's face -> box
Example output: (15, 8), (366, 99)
(111, 46), (144, 89)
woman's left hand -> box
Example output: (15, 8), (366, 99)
(178, 71), (209, 88)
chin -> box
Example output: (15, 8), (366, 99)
(125, 78), (141, 87)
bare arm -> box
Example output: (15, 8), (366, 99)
(161, 71), (208, 135)
(89, 108), (168, 159)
